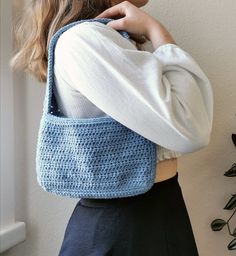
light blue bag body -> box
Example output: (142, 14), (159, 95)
(36, 18), (157, 199)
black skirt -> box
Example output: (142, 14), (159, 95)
(58, 172), (199, 256)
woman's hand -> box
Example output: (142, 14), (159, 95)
(95, 1), (176, 48)
(95, 1), (153, 37)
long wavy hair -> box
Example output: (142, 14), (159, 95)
(10, 0), (147, 83)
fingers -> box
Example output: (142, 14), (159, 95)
(95, 2), (126, 19)
(106, 18), (126, 30)
(95, 3), (128, 30)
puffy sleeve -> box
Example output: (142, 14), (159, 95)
(54, 21), (214, 153)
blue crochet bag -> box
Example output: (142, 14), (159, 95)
(36, 18), (157, 199)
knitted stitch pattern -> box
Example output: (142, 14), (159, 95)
(36, 18), (157, 199)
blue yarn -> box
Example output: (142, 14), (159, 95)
(36, 18), (157, 199)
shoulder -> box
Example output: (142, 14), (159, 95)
(55, 21), (137, 53)
(59, 21), (116, 39)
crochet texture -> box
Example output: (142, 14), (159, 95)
(36, 18), (157, 199)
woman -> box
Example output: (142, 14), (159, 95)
(10, 0), (213, 255)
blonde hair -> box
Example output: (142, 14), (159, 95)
(10, 0), (147, 83)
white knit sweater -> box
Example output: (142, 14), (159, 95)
(53, 21), (213, 162)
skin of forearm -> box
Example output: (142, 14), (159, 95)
(145, 18), (176, 50)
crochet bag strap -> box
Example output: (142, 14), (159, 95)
(43, 18), (130, 116)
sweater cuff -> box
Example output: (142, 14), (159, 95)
(152, 43), (179, 54)
(156, 144), (182, 162)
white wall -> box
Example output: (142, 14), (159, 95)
(2, 0), (236, 255)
